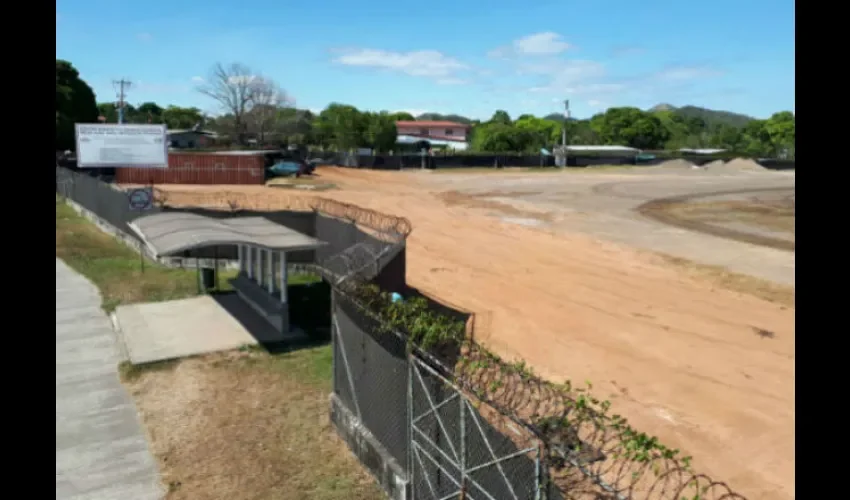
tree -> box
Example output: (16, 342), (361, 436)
(590, 107), (669, 149)
(563, 119), (600, 145)
(197, 63), (258, 144)
(162, 106), (205, 130)
(243, 77), (293, 144)
(56, 59), (98, 151)
(389, 111), (415, 121)
(764, 111), (795, 158)
(97, 102), (119, 123)
(740, 120), (772, 157)
(470, 122), (537, 152)
(490, 110), (511, 125)
(136, 102), (164, 123)
(275, 108), (315, 146)
(315, 103), (366, 150)
(514, 116), (561, 150)
(362, 112), (398, 152)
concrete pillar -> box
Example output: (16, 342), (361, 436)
(247, 245), (253, 280)
(279, 251), (288, 304)
(257, 249), (265, 288)
(237, 245), (244, 274)
(266, 249), (274, 294)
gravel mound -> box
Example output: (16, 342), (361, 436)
(702, 160), (726, 169)
(723, 158), (766, 171)
(657, 159), (696, 170)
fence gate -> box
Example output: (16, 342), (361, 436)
(409, 356), (543, 500)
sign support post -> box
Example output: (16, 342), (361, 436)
(127, 187), (154, 273)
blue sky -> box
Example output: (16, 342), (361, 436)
(56, 0), (794, 120)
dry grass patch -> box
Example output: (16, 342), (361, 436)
(661, 199), (795, 236)
(639, 196), (795, 252)
(655, 253), (795, 308)
(122, 345), (384, 500)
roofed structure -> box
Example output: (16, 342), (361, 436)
(128, 212), (325, 258)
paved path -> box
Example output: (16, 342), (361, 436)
(56, 259), (163, 500)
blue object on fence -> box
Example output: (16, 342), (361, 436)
(540, 148), (552, 156)
(390, 292), (403, 303)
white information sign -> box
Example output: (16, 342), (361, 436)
(75, 123), (168, 168)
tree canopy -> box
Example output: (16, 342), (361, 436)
(56, 59), (98, 151)
(61, 55), (791, 158)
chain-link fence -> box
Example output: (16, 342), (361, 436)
(331, 290), (554, 500)
(409, 355), (548, 500)
(56, 167), (160, 244)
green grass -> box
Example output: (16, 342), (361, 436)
(56, 201), (231, 311)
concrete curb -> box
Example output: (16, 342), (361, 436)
(109, 312), (131, 363)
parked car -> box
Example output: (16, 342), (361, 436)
(267, 159), (313, 178)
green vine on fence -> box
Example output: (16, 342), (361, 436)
(351, 283), (694, 485)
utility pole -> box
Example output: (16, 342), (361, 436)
(561, 99), (570, 167)
(113, 79), (132, 124)
(562, 99), (570, 146)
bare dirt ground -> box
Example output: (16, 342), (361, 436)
(149, 166), (795, 500)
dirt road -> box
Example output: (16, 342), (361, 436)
(153, 167), (795, 500)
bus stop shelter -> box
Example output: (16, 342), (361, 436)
(128, 212), (326, 335)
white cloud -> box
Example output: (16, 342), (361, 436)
(515, 32), (571, 55)
(523, 60), (613, 97)
(652, 65), (723, 81)
(191, 76), (205, 83)
(489, 32), (572, 58)
(587, 99), (606, 108)
(136, 32), (153, 42)
(332, 48), (467, 80)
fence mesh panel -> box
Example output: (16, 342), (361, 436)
(56, 167), (159, 243)
(409, 356), (543, 500)
(332, 291), (410, 467)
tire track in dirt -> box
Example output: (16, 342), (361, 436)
(637, 188), (795, 252)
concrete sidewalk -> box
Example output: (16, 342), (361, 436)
(56, 259), (163, 500)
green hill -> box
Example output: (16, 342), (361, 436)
(651, 104), (754, 128)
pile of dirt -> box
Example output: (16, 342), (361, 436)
(657, 159), (696, 169)
(722, 158), (766, 171)
(702, 159), (726, 169)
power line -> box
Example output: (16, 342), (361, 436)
(112, 79), (132, 124)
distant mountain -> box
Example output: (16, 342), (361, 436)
(649, 103), (676, 112)
(542, 113), (578, 122)
(650, 104), (754, 128)
(415, 113), (475, 124)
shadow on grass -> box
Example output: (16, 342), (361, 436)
(209, 278), (332, 355)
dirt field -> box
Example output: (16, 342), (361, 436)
(149, 166), (795, 500)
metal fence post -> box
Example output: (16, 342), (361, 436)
(460, 395), (467, 499)
(331, 292), (336, 396)
(407, 354), (414, 491)
(535, 439), (544, 500)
